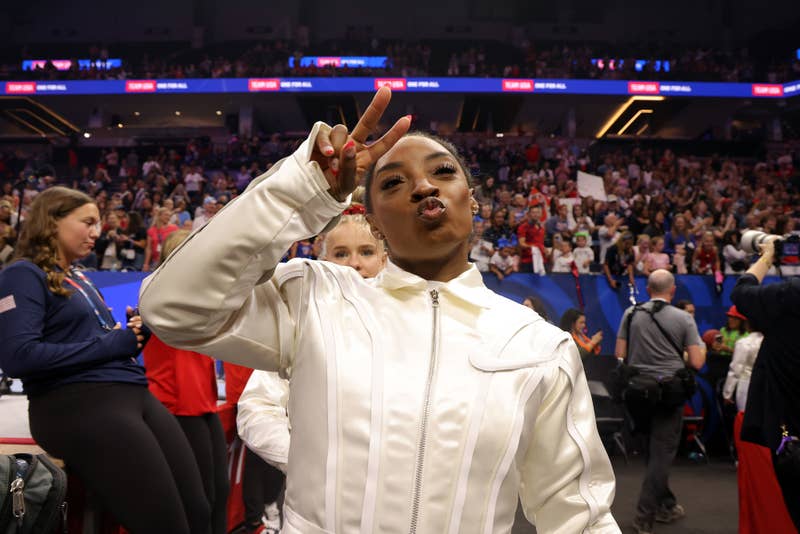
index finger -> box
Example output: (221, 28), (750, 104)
(351, 86), (392, 144)
(364, 115), (412, 165)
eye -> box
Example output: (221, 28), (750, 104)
(380, 176), (403, 191)
(360, 248), (375, 257)
(433, 163), (457, 175)
(333, 250), (348, 259)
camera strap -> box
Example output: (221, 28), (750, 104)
(625, 301), (684, 365)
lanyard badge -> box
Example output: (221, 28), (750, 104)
(64, 270), (115, 332)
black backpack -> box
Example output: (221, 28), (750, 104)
(0, 454), (67, 534)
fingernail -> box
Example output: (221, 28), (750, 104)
(330, 159), (339, 172)
(323, 146), (334, 156)
(343, 140), (356, 157)
(405, 114), (413, 121)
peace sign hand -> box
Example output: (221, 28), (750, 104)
(311, 86), (411, 201)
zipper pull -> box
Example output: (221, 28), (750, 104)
(430, 289), (439, 307)
(11, 477), (25, 523)
(61, 502), (69, 534)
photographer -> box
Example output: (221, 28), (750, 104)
(730, 236), (800, 528)
(615, 269), (705, 534)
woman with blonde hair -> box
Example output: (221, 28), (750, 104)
(143, 206), (178, 271)
(0, 187), (210, 534)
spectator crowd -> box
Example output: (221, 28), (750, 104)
(0, 130), (798, 282)
(3, 38), (799, 83)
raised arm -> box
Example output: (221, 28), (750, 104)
(139, 88), (410, 369)
(731, 239), (800, 325)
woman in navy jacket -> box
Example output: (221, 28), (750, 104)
(0, 186), (210, 534)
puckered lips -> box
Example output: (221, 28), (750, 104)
(416, 196), (447, 224)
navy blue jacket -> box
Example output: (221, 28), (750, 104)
(731, 274), (800, 450)
(0, 260), (146, 397)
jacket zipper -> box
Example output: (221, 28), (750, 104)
(409, 289), (441, 534)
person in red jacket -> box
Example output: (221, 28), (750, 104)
(517, 205), (546, 274)
(144, 229), (229, 534)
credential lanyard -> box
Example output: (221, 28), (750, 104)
(64, 270), (115, 332)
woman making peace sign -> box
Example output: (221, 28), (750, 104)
(140, 88), (618, 533)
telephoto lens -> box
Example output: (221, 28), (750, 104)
(741, 230), (776, 254)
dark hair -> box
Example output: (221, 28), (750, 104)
(559, 308), (584, 333)
(522, 295), (549, 322)
(13, 186), (94, 297)
(721, 229), (740, 247)
(363, 131), (471, 213)
(675, 299), (693, 310)
(126, 211), (144, 235)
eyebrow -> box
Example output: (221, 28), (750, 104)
(374, 151), (453, 176)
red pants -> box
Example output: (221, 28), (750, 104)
(734, 411), (797, 534)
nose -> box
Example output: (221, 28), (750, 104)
(410, 177), (439, 203)
(348, 257), (362, 272)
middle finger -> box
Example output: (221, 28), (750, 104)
(329, 124), (349, 152)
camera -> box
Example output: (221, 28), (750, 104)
(741, 230), (800, 260)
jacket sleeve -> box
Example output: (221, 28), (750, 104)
(138, 122), (350, 370)
(519, 342), (620, 533)
(236, 370), (291, 473)
(0, 263), (139, 378)
(731, 274), (800, 328)
(723, 338), (747, 400)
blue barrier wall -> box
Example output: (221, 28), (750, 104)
(89, 271), (781, 355)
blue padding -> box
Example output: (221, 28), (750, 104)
(86, 271), (783, 355)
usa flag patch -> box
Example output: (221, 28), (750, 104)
(0, 295), (16, 314)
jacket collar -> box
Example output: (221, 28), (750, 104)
(376, 260), (495, 309)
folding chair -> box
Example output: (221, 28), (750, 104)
(588, 379), (628, 463)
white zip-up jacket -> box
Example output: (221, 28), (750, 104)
(723, 332), (763, 412)
(139, 123), (619, 534)
(238, 370), (291, 472)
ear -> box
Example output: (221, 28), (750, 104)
(365, 213), (384, 240)
(470, 197), (479, 215)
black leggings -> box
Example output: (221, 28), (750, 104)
(28, 383), (211, 534)
(242, 446), (285, 528)
(176, 413), (229, 534)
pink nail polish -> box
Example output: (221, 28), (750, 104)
(343, 140), (356, 157)
(323, 146), (334, 156)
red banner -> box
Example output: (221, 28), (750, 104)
(5, 82), (36, 94)
(374, 78), (407, 90)
(627, 81), (660, 94)
(751, 84), (783, 97)
(248, 78), (281, 91)
(125, 80), (157, 92)
(502, 79), (534, 92)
